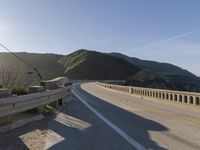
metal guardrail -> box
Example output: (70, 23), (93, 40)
(0, 86), (70, 118)
(97, 82), (200, 106)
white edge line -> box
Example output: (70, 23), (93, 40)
(72, 90), (147, 150)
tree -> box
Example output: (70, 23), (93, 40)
(0, 66), (40, 94)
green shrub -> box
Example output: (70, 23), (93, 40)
(11, 87), (28, 95)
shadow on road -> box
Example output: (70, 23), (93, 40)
(0, 115), (50, 150)
(48, 84), (168, 150)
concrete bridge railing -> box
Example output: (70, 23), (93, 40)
(96, 82), (200, 106)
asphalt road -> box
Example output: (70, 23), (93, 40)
(46, 82), (200, 150)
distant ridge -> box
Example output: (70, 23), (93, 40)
(0, 49), (199, 92)
(109, 52), (200, 92)
(109, 52), (196, 77)
(0, 52), (65, 86)
(58, 49), (141, 80)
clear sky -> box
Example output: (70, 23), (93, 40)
(0, 0), (199, 76)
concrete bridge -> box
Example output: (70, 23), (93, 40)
(97, 82), (200, 106)
(1, 80), (200, 150)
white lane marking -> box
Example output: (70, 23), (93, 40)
(72, 90), (147, 150)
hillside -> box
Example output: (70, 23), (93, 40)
(0, 52), (65, 87)
(109, 52), (200, 92)
(109, 52), (196, 77)
(0, 50), (199, 92)
(58, 49), (141, 80)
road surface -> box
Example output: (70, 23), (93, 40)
(46, 82), (200, 150)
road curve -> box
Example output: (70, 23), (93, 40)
(46, 82), (200, 150)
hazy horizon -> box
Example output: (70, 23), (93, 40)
(0, 0), (199, 76)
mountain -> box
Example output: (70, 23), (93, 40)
(0, 50), (199, 92)
(109, 52), (195, 77)
(0, 52), (65, 87)
(0, 52), (65, 78)
(58, 49), (141, 80)
(109, 52), (200, 92)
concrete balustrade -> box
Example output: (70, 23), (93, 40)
(96, 82), (200, 106)
(41, 77), (68, 90)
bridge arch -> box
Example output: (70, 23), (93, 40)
(189, 96), (194, 104)
(150, 91), (152, 97)
(142, 90), (145, 95)
(179, 95), (183, 102)
(166, 93), (169, 100)
(184, 95), (188, 103)
(162, 93), (165, 99)
(195, 97), (200, 105)
(174, 94), (178, 101)
(153, 92), (155, 97)
(159, 93), (162, 99)
(156, 92), (158, 98)
(170, 94), (173, 100)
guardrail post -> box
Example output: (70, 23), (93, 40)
(0, 89), (12, 125)
(27, 86), (44, 94)
(0, 89), (11, 98)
